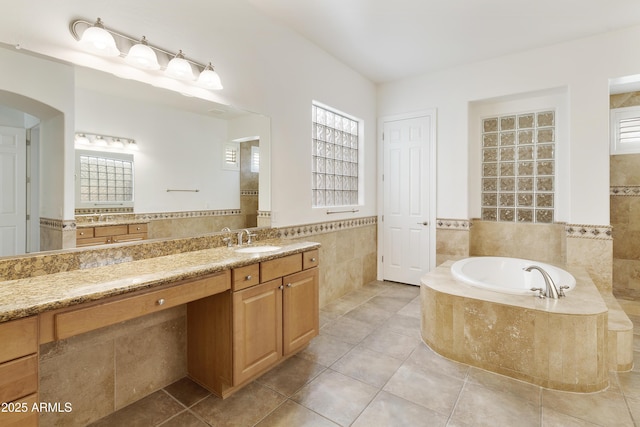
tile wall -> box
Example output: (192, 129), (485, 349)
(610, 92), (640, 299)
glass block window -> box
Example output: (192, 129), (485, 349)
(481, 110), (555, 223)
(76, 150), (134, 208)
(312, 103), (360, 207)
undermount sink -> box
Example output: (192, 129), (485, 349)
(235, 245), (282, 254)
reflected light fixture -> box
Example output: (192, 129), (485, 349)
(197, 62), (223, 90)
(125, 36), (160, 70)
(75, 132), (137, 150)
(70, 18), (223, 90)
(165, 50), (195, 81)
(78, 18), (119, 57)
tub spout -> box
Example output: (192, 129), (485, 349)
(524, 265), (560, 299)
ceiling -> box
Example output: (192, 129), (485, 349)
(1, 0), (640, 87)
(247, 0), (640, 83)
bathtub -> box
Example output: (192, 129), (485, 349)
(450, 256), (576, 296)
(420, 259), (609, 392)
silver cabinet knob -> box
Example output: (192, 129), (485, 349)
(310, 257), (317, 262)
(278, 285), (284, 290)
(157, 298), (165, 306)
(287, 283), (292, 287)
(245, 275), (252, 281)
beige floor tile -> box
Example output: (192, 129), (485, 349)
(367, 294), (415, 313)
(321, 298), (361, 318)
(619, 370), (640, 400)
(164, 377), (210, 408)
(383, 363), (464, 416)
(331, 345), (404, 387)
(158, 410), (209, 427)
(466, 367), (541, 405)
(352, 390), (448, 427)
(256, 355), (326, 396)
(541, 407), (603, 427)
(383, 313), (421, 338)
(542, 388), (634, 426)
(321, 315), (378, 344)
(255, 400), (339, 427)
(396, 298), (421, 319)
(407, 343), (469, 380)
(292, 369), (378, 426)
(89, 390), (184, 427)
(626, 396), (640, 426)
(343, 302), (395, 325)
(191, 382), (285, 427)
(360, 328), (420, 360)
(296, 334), (355, 367)
(380, 283), (420, 299)
(450, 383), (540, 427)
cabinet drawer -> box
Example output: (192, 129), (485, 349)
(94, 224), (128, 237)
(261, 253), (302, 282)
(55, 270), (230, 340)
(232, 264), (260, 291)
(303, 250), (319, 270)
(112, 233), (146, 244)
(76, 227), (94, 239)
(76, 236), (109, 247)
(0, 317), (37, 363)
(129, 223), (148, 234)
(0, 393), (38, 427)
(0, 355), (37, 403)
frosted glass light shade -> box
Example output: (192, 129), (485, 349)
(125, 37), (160, 70)
(79, 19), (119, 57)
(165, 50), (194, 81)
(197, 63), (223, 90)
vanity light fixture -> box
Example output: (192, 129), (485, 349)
(165, 50), (195, 81)
(125, 36), (160, 70)
(75, 132), (137, 150)
(77, 18), (120, 57)
(197, 63), (223, 90)
(70, 18), (223, 90)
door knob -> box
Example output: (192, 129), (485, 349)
(417, 221), (428, 226)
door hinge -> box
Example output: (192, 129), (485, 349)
(26, 214), (30, 220)
(26, 177), (31, 184)
(381, 215), (384, 222)
(381, 255), (384, 262)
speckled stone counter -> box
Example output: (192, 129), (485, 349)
(0, 239), (319, 323)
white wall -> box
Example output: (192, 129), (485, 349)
(378, 24), (640, 226)
(75, 88), (236, 213)
(0, 47), (74, 220)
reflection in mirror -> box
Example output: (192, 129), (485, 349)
(0, 46), (270, 257)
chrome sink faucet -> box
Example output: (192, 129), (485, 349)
(524, 265), (562, 299)
(236, 229), (257, 246)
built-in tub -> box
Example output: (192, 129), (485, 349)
(450, 256), (576, 296)
(421, 258), (609, 392)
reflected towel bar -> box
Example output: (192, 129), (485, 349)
(166, 189), (200, 192)
(326, 209), (359, 214)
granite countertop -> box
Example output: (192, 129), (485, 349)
(0, 239), (319, 323)
(76, 219), (150, 228)
(422, 260), (608, 316)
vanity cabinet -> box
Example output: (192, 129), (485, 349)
(76, 223), (148, 247)
(188, 249), (319, 398)
(0, 317), (39, 427)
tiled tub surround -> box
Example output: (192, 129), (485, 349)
(421, 261), (611, 392)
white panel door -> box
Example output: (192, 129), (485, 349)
(0, 126), (27, 256)
(382, 116), (431, 285)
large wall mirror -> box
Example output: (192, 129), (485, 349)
(0, 45), (271, 257)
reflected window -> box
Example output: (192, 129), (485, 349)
(75, 150), (134, 209)
(312, 102), (360, 207)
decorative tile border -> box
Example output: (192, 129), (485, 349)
(436, 218), (471, 230)
(257, 211), (271, 218)
(565, 224), (612, 240)
(611, 186), (640, 196)
(40, 218), (76, 231)
(278, 216), (377, 238)
(76, 207), (134, 215)
(241, 190), (259, 196)
(134, 209), (242, 221)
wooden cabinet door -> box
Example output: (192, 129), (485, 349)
(233, 278), (283, 385)
(282, 268), (319, 355)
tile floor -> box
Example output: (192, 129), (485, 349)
(90, 281), (640, 426)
